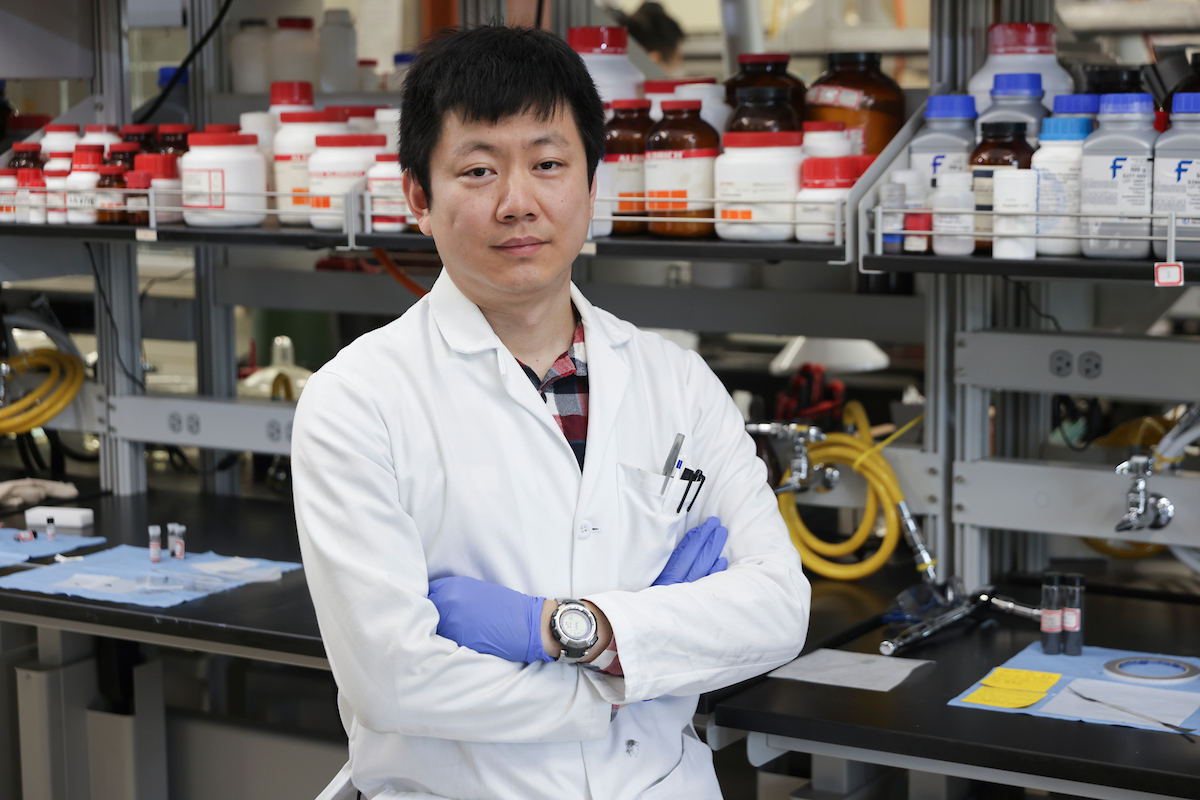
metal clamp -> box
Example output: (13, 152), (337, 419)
(1114, 454), (1174, 531)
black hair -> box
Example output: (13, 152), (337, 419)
(399, 25), (606, 205)
(613, 3), (685, 63)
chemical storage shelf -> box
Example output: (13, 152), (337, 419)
(590, 235), (845, 263)
(862, 253), (1187, 283)
(0, 222), (348, 249)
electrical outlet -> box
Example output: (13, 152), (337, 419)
(1079, 351), (1103, 379)
(1049, 349), (1073, 377)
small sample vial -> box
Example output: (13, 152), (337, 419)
(149, 525), (162, 562)
(1062, 573), (1084, 656)
(15, 529), (35, 542)
(1041, 571), (1063, 655)
(45, 517), (56, 541)
(168, 523), (187, 559)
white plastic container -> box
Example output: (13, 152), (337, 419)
(568, 27), (644, 110)
(44, 171), (69, 224)
(969, 22), (1074, 114)
(795, 156), (857, 242)
(1033, 117), (1089, 256)
(802, 122), (852, 158)
(319, 9), (357, 93)
(715, 131), (804, 241)
(134, 153), (183, 223)
(240, 111), (277, 161)
(271, 17), (318, 83)
(367, 153), (408, 231)
(230, 18), (271, 94)
(992, 168), (1038, 259)
(589, 158), (613, 239)
(66, 166), (102, 225)
(79, 124), (122, 156)
(180, 133), (267, 227)
(358, 59), (379, 92)
(976, 73), (1048, 148)
(308, 134), (387, 230)
(0, 170), (15, 223)
(267, 81), (316, 122)
(932, 171), (976, 255)
(273, 111), (348, 225)
(15, 170), (45, 224)
(375, 108), (400, 153)
(1080, 93), (1159, 260)
(43, 152), (73, 173)
(40, 125), (81, 155)
(676, 82), (732, 136)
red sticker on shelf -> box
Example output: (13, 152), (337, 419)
(1154, 262), (1184, 287)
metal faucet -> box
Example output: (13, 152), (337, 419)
(1114, 454), (1174, 532)
(745, 422), (839, 495)
(0, 361), (11, 408)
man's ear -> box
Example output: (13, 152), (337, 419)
(588, 163), (599, 218)
(403, 169), (433, 236)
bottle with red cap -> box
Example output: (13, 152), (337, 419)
(604, 98), (656, 234)
(568, 27), (645, 110)
(79, 124), (122, 155)
(969, 23), (1074, 114)
(645, 99), (720, 238)
(273, 111), (348, 225)
(367, 153), (408, 232)
(9, 142), (46, 171)
(15, 169), (46, 224)
(107, 142), (141, 171)
(715, 131), (805, 241)
(66, 152), (104, 225)
(308, 134), (387, 230)
(124, 171), (152, 225)
(325, 106), (387, 134)
(96, 166), (128, 224)
(268, 81), (316, 122)
(121, 123), (158, 152)
(157, 123), (194, 156)
(271, 17), (318, 85)
(802, 121), (852, 158)
(180, 132), (267, 228)
(724, 53), (806, 124)
(44, 170), (70, 225)
(41, 123), (81, 155)
(794, 156), (858, 243)
(134, 153), (183, 223)
(44, 152), (74, 173)
(644, 78), (718, 121)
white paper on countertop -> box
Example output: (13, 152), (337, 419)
(768, 648), (934, 692)
(1040, 677), (1200, 729)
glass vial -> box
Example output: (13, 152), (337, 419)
(1041, 571), (1063, 655)
(1062, 573), (1084, 656)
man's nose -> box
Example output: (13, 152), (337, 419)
(495, 171), (540, 222)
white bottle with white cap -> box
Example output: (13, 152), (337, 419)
(1033, 117), (1090, 256)
(932, 172), (976, 256)
(992, 169), (1038, 260)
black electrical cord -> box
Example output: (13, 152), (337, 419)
(1003, 276), (1063, 332)
(134, 0), (237, 124)
(83, 243), (147, 390)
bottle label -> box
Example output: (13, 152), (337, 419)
(127, 196), (150, 210)
(97, 191), (123, 210)
(0, 188), (15, 215)
(67, 190), (97, 208)
(972, 165), (1016, 235)
(1062, 607), (1081, 632)
(1035, 162), (1081, 234)
(644, 149), (717, 212)
(1081, 154), (1152, 216)
(1153, 156), (1200, 226)
(716, 173), (797, 224)
(913, 151), (969, 192)
(806, 85), (865, 111)
(934, 208), (974, 234)
(606, 153), (645, 213)
(183, 169), (226, 209)
(1041, 608), (1063, 634)
(310, 171), (366, 213)
(368, 176), (408, 222)
(46, 191), (67, 212)
(796, 199), (843, 243)
(275, 153), (312, 207)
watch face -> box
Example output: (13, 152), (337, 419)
(559, 608), (592, 641)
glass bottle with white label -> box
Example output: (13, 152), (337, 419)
(604, 99), (655, 235)
(1080, 93), (1159, 260)
(910, 94), (976, 195)
(804, 52), (905, 156)
(1152, 92), (1200, 260)
(971, 122), (1033, 253)
(645, 100), (719, 238)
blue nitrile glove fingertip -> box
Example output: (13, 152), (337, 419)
(526, 596), (553, 663)
(713, 557), (728, 573)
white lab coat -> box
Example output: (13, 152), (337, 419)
(292, 272), (810, 800)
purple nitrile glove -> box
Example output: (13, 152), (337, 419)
(652, 516), (729, 586)
(428, 576), (553, 663)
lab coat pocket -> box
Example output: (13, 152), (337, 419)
(638, 727), (719, 800)
(616, 462), (691, 516)
(616, 462), (691, 589)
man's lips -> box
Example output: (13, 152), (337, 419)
(494, 237), (549, 255)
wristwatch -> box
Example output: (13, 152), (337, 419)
(549, 599), (599, 663)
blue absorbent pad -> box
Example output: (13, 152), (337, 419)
(949, 642), (1200, 733)
(0, 528), (107, 562)
(0, 544), (302, 608)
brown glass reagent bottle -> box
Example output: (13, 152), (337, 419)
(604, 99), (656, 235)
(970, 121), (1034, 253)
(725, 53), (806, 124)
(645, 100), (720, 238)
(728, 86), (798, 133)
(805, 52), (905, 155)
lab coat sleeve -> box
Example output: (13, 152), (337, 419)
(292, 369), (611, 744)
(583, 350), (811, 704)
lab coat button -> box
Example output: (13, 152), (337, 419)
(578, 522), (591, 540)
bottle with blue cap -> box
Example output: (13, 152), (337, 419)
(1081, 93), (1159, 260)
(1033, 117), (1092, 256)
(1153, 92), (1200, 260)
(977, 73), (1048, 147)
(1052, 94), (1100, 132)
(909, 95), (976, 197)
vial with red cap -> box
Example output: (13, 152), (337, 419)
(645, 99), (720, 238)
(969, 23), (1074, 114)
(96, 165), (128, 224)
(66, 155), (104, 225)
(135, 153), (184, 223)
(715, 131), (805, 241)
(273, 111), (348, 225)
(107, 142), (141, 171)
(124, 171), (152, 225)
(794, 156), (858, 243)
(268, 81), (316, 122)
(271, 17), (318, 85)
(44, 152), (74, 173)
(568, 27), (645, 110)
(307, 134), (387, 230)
(724, 53), (806, 123)
(44, 170), (70, 225)
(180, 132), (267, 227)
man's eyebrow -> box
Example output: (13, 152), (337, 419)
(529, 132), (569, 149)
(449, 132), (570, 160)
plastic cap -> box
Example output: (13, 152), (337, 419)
(855, 154), (877, 175)
(158, 66), (187, 87)
(1064, 573), (1085, 587)
(1086, 66), (1144, 94)
(358, 59), (378, 66)
(280, 111), (335, 124)
(375, 153), (399, 162)
(44, 124), (79, 133)
(188, 133), (259, 147)
(314, 134), (387, 147)
(12, 142), (40, 152)
(803, 121), (846, 132)
(801, 156), (858, 188)
(326, 105), (386, 120)
(72, 149), (104, 167)
(393, 53), (416, 65)
(988, 22), (1055, 55)
(124, 170), (152, 189)
(937, 172), (973, 191)
(97, 165), (126, 176)
(980, 121), (1026, 137)
(644, 78), (715, 94)
(46, 152), (72, 159)
(567, 26), (627, 54)
(74, 144), (104, 153)
(134, 153), (179, 179)
(277, 16), (314, 29)
(109, 142), (141, 154)
(324, 9), (351, 23)
(84, 124), (119, 134)
(992, 73), (1043, 96)
(1099, 92), (1154, 115)
(206, 124), (241, 133)
(43, 170), (69, 178)
(270, 81), (315, 107)
(1053, 94), (1100, 115)
(0, 169), (15, 176)
(611, 98), (652, 110)
(16, 168), (42, 184)
(1172, 92), (1200, 114)
(158, 123), (195, 134)
(1043, 571), (1062, 586)
(121, 124), (156, 135)
(660, 99), (702, 112)
(737, 53), (790, 65)
(735, 85), (790, 102)
(925, 94), (977, 119)
(723, 131), (803, 148)
(1039, 117), (1092, 141)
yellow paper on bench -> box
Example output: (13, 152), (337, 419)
(981, 667), (1061, 693)
(962, 686), (1046, 709)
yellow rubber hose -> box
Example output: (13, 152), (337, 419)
(1082, 540), (1167, 560)
(0, 349), (86, 435)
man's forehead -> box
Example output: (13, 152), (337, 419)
(439, 107), (578, 158)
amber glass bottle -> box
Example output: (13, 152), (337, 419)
(645, 100), (720, 238)
(604, 99), (655, 235)
(725, 53), (806, 123)
(728, 86), (798, 133)
(121, 124), (158, 153)
(107, 142), (140, 171)
(8, 143), (45, 171)
(96, 166), (128, 224)
(970, 121), (1033, 253)
(157, 124), (195, 156)
(805, 52), (905, 155)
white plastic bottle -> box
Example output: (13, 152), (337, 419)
(802, 121), (852, 158)
(308, 134), (387, 230)
(568, 27), (644, 109)
(932, 172), (976, 256)
(969, 22), (1074, 114)
(589, 157), (613, 239)
(795, 156), (857, 243)
(1033, 117), (1090, 256)
(40, 124), (81, 155)
(270, 17), (318, 84)
(230, 18), (271, 94)
(43, 152), (74, 173)
(1152, 92), (1200, 260)
(134, 153), (183, 223)
(267, 81), (316, 122)
(79, 124), (122, 156)
(273, 111), (348, 225)
(976, 73), (1047, 148)
(0, 169), (15, 223)
(319, 9), (357, 93)
(1081, 93), (1159, 260)
(676, 83), (733, 139)
(15, 169), (45, 224)
(367, 153), (408, 232)
(240, 111), (277, 163)
(44, 170), (69, 224)
(358, 59), (379, 92)
(715, 131), (804, 241)
(992, 169), (1038, 260)
(66, 164), (102, 224)
(375, 108), (400, 153)
(180, 133), (267, 227)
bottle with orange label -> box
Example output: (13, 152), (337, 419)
(645, 99), (719, 238)
(604, 99), (655, 235)
(804, 52), (905, 156)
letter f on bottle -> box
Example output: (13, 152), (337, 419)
(1110, 157), (1127, 179)
(932, 155), (945, 175)
(1178, 160), (1194, 182)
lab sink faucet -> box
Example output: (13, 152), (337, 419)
(744, 422), (839, 495)
(1114, 454), (1173, 532)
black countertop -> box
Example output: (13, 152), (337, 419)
(715, 586), (1200, 798)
